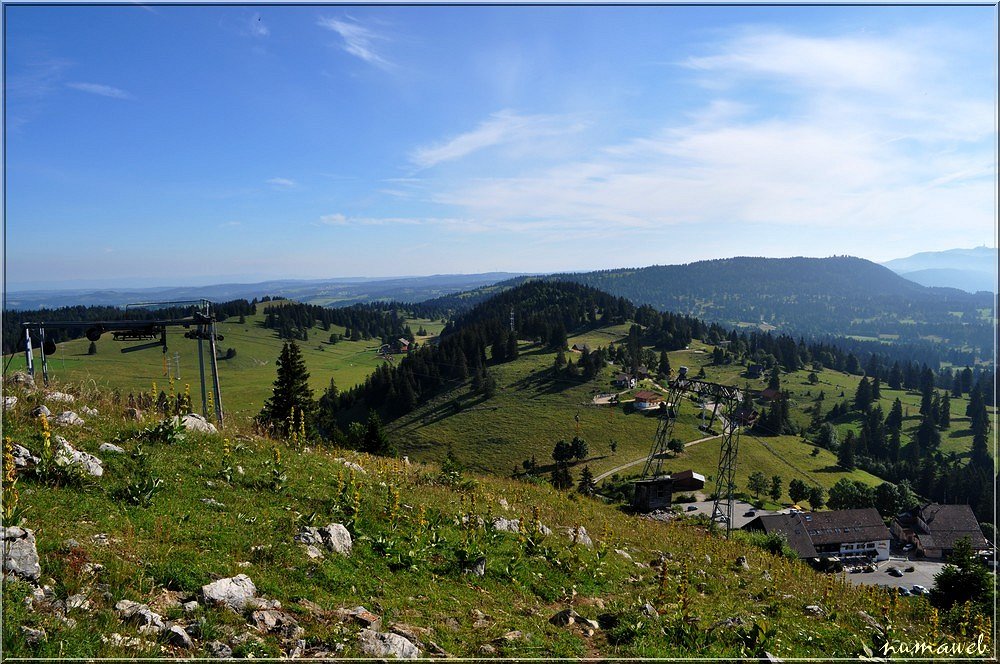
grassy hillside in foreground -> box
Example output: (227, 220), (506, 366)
(3, 308), (446, 421)
(2, 378), (981, 659)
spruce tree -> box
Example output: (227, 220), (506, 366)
(577, 465), (596, 496)
(362, 410), (395, 456)
(259, 341), (315, 437)
(838, 430), (856, 470)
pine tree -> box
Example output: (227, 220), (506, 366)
(577, 465), (596, 496)
(87, 341), (97, 355)
(658, 350), (671, 378)
(938, 392), (951, 429)
(362, 410), (395, 456)
(853, 376), (873, 413)
(259, 341), (315, 437)
(838, 430), (856, 470)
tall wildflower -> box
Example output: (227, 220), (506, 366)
(2, 436), (20, 524)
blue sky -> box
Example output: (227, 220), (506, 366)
(5, 4), (996, 288)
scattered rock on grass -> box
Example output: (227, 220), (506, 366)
(804, 605), (823, 617)
(3, 526), (41, 582)
(99, 442), (125, 454)
(735, 556), (751, 571)
(10, 372), (35, 389)
(47, 391), (75, 403)
(53, 411), (85, 427)
(359, 629), (420, 659)
(200, 498), (226, 509)
(333, 458), (366, 474)
(171, 413), (217, 434)
(3, 396), (17, 410)
(566, 525), (593, 548)
(31, 405), (51, 418)
(165, 625), (194, 649)
(114, 599), (166, 634)
(54, 437), (103, 476)
(549, 608), (582, 627)
(463, 556), (486, 577)
(295, 524), (352, 556)
(21, 626), (46, 645)
(201, 574), (257, 611)
(12, 444), (39, 468)
(492, 517), (521, 533)
(204, 641), (232, 658)
(334, 606), (381, 630)
(81, 406), (99, 416)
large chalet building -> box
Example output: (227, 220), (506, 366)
(745, 508), (891, 561)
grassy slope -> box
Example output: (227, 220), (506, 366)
(1, 380), (960, 659)
(4, 309), (445, 421)
(388, 334), (886, 497)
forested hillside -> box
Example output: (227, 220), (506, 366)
(550, 257), (994, 361)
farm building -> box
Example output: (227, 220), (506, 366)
(744, 508), (891, 561)
(613, 373), (636, 389)
(631, 469), (705, 512)
(633, 390), (664, 411)
(392, 338), (411, 354)
(746, 364), (765, 379)
(891, 503), (990, 559)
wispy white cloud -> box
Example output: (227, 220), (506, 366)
(318, 213), (467, 228)
(220, 221), (243, 228)
(266, 177), (297, 189)
(66, 82), (133, 99)
(410, 110), (587, 168)
(317, 16), (392, 70)
(417, 28), (993, 248)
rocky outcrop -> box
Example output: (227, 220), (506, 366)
(46, 391), (76, 404)
(98, 442), (126, 454)
(2, 527), (41, 582)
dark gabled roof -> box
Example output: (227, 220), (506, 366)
(917, 503), (989, 550)
(748, 513), (817, 558)
(633, 390), (663, 401)
(803, 508), (890, 546)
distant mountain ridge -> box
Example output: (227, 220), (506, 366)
(548, 256), (993, 359)
(4, 273), (528, 310)
(881, 246), (997, 293)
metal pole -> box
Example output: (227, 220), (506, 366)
(208, 320), (224, 426)
(197, 325), (208, 415)
(39, 327), (50, 386)
(24, 328), (34, 377)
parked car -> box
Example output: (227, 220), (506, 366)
(888, 567), (904, 577)
(686, 505), (697, 512)
(744, 510), (756, 517)
(902, 544), (914, 552)
(911, 585), (928, 595)
(897, 587), (912, 596)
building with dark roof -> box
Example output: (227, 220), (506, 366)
(891, 503), (989, 559)
(744, 508), (891, 561)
